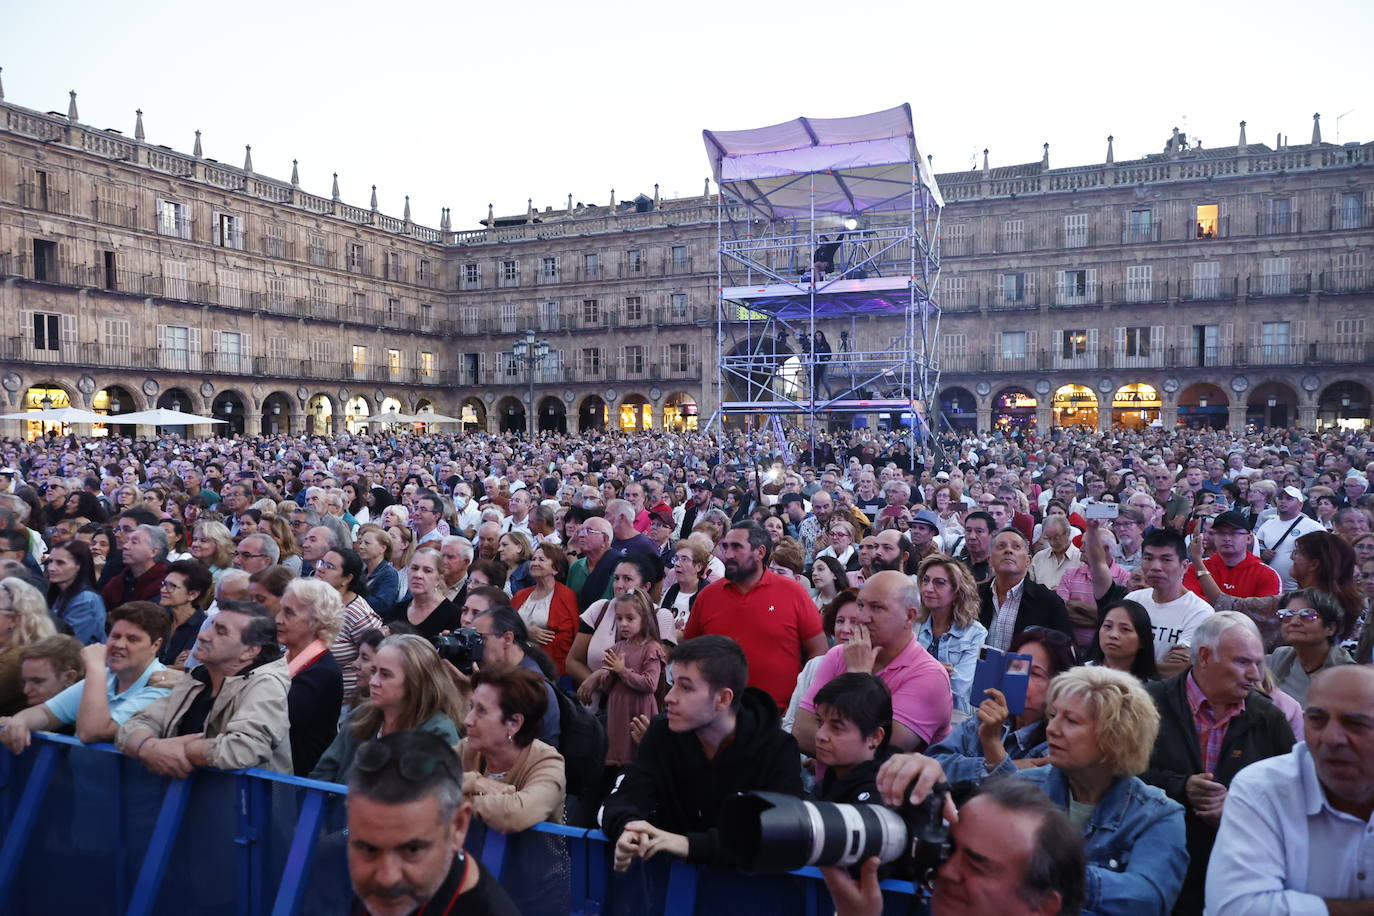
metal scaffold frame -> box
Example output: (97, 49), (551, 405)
(701, 105), (943, 467)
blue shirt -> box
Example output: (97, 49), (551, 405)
(915, 617), (988, 712)
(45, 658), (170, 727)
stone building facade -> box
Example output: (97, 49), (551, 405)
(1, 89), (1370, 439)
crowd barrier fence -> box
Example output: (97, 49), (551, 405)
(0, 733), (926, 915)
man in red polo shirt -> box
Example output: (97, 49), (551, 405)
(683, 521), (828, 709)
(1183, 510), (1281, 602)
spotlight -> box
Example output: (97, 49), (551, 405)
(843, 218), (859, 231)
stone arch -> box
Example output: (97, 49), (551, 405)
(578, 395), (608, 432)
(260, 391), (295, 436)
(344, 395), (373, 433)
(156, 387), (195, 412)
(991, 386), (1038, 432)
(460, 397), (487, 432)
(94, 383), (142, 437)
(663, 392), (698, 431)
(938, 386), (977, 432)
(1177, 382), (1229, 429)
(19, 380), (80, 439)
(307, 392), (336, 436)
(496, 396), (526, 434)
(1246, 380), (1300, 430)
(1317, 379), (1372, 431)
(1110, 382), (1161, 431)
(618, 394), (652, 432)
(537, 396), (567, 434)
(211, 389), (248, 436)
(1051, 384), (1097, 428)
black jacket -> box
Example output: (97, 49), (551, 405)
(287, 650), (343, 777)
(977, 577), (1073, 642)
(600, 686), (803, 866)
(816, 754), (885, 804)
(1140, 671), (1294, 915)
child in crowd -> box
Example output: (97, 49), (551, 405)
(810, 672), (892, 804)
(583, 589), (666, 767)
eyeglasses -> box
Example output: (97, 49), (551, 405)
(316, 559), (339, 571)
(234, 551), (265, 560)
(1276, 608), (1322, 622)
(353, 741), (461, 783)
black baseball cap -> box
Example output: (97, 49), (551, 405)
(1210, 510), (1249, 531)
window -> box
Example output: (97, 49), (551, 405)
(387, 298), (401, 325)
(267, 278), (286, 308)
(1333, 318), (1366, 343)
(463, 263), (481, 290)
(626, 249), (643, 274)
(669, 293), (689, 319)
(581, 298), (601, 326)
(420, 351), (434, 378)
(666, 343), (691, 372)
(213, 212), (245, 250)
(157, 199), (190, 239)
(388, 349), (401, 374)
(420, 303), (434, 331)
(1330, 252), (1367, 293)
(580, 347), (602, 376)
(1261, 257), (1292, 296)
(999, 272), (1037, 305)
(943, 223), (969, 255)
(263, 223), (286, 258)
(624, 296), (643, 322)
(941, 276), (966, 307)
(1195, 204), (1220, 239)
(1193, 325), (1221, 366)
(1260, 321), (1292, 363)
(1056, 268), (1096, 305)
(347, 243), (366, 272)
(309, 236), (329, 267)
(623, 345), (646, 375)
(500, 259), (519, 287)
(311, 339), (335, 365)
(310, 285), (329, 316)
(351, 291), (368, 320)
(1266, 198), (1293, 234)
(1126, 209), (1153, 242)
(103, 318), (131, 357)
(1125, 265), (1153, 303)
(500, 302), (518, 333)
(385, 251), (403, 281)
(418, 259), (432, 283)
(352, 345), (367, 373)
(216, 268), (242, 308)
(1191, 261), (1220, 300)
(540, 256), (559, 282)
(1000, 331), (1027, 360)
(941, 333), (968, 363)
(464, 353), (480, 385)
(1340, 192), (1364, 230)
(1123, 327), (1152, 357)
(501, 352), (520, 378)
(584, 253), (600, 279)
(159, 325), (199, 372)
(268, 336), (289, 360)
(32, 312), (60, 351)
(540, 348), (565, 382)
(670, 245), (689, 270)
(540, 301), (561, 331)
(462, 306), (479, 334)
(1063, 213), (1089, 247)
(1061, 329), (1088, 359)
(164, 260), (188, 300)
(1001, 219), (1025, 251)
(217, 331), (244, 372)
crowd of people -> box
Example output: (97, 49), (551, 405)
(0, 420), (1371, 915)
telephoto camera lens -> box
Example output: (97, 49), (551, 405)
(429, 627), (484, 674)
(720, 791), (912, 873)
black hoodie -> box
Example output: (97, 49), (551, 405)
(600, 686), (803, 866)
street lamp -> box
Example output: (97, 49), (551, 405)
(511, 329), (550, 439)
(40, 393), (53, 410)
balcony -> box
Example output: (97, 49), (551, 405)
(1319, 268), (1374, 294)
(1328, 205), (1373, 231)
(1120, 223), (1161, 244)
(459, 273), (483, 291)
(1177, 276), (1239, 301)
(1059, 227), (1094, 248)
(577, 264), (604, 282)
(1257, 211), (1302, 235)
(91, 197), (139, 229)
(941, 342), (1374, 376)
(260, 236), (296, 260)
(346, 255), (373, 276)
(1246, 273), (1311, 298)
(1187, 217), (1230, 240)
(1054, 281), (1101, 307)
(618, 259), (647, 278)
(383, 262), (410, 284)
(308, 247), (337, 269)
(537, 269), (561, 286)
(17, 182), (71, 215)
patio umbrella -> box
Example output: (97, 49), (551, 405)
(104, 408), (226, 426)
(355, 411), (420, 425)
(0, 407), (110, 424)
(412, 410), (463, 424)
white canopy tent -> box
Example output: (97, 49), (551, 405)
(355, 411), (421, 425)
(0, 407), (110, 424)
(413, 410), (463, 424)
(105, 408), (226, 426)
(702, 104), (942, 220)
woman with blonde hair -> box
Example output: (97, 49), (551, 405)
(263, 514), (302, 575)
(0, 577), (58, 715)
(189, 520), (235, 584)
(309, 633), (464, 783)
(384, 519), (416, 599)
(914, 554), (987, 712)
(276, 578), (345, 775)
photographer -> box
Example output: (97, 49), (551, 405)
(602, 635), (802, 870)
(821, 777), (1086, 916)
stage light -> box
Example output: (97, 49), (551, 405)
(843, 218), (859, 231)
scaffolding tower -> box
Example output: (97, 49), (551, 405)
(702, 105), (943, 467)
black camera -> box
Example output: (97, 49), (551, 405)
(429, 627), (485, 675)
(719, 782), (952, 884)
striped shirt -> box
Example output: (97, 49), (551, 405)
(1185, 671), (1245, 775)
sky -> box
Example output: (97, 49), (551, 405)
(3, 0), (1371, 231)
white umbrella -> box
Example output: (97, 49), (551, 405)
(106, 408), (226, 426)
(0, 407), (110, 424)
(412, 410), (463, 424)
(355, 411), (420, 425)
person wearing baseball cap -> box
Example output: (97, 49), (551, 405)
(676, 480), (714, 539)
(1254, 487), (1327, 590)
(908, 509), (944, 563)
(1184, 509), (1283, 603)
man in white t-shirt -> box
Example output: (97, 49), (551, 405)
(1125, 527), (1213, 677)
(1254, 486), (1325, 590)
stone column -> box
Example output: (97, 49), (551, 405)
(1160, 404), (1179, 429)
(1228, 405), (1247, 434)
(976, 405), (993, 434)
(1096, 403), (1112, 433)
(244, 414), (263, 437)
(1297, 403), (1317, 431)
(1036, 404), (1054, 432)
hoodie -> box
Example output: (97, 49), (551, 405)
(600, 686), (803, 866)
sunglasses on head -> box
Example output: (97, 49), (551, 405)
(354, 741), (461, 783)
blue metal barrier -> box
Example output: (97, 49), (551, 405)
(1, 734), (926, 915)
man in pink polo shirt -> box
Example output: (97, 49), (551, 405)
(793, 570), (952, 754)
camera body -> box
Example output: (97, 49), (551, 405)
(720, 782), (952, 885)
(429, 627), (484, 674)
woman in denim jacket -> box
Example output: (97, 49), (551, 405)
(1018, 666), (1188, 916)
(912, 554), (986, 713)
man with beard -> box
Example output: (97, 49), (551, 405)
(683, 521), (828, 709)
(871, 529), (913, 578)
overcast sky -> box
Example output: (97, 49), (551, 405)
(3, 0), (1370, 231)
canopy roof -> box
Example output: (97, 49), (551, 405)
(703, 104), (942, 218)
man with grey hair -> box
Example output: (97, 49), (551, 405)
(101, 524), (169, 607)
(1141, 610), (1294, 915)
(299, 524), (342, 579)
(1206, 666), (1374, 914)
(607, 498), (657, 562)
(439, 536), (473, 605)
(568, 515), (622, 611)
(232, 533), (280, 575)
